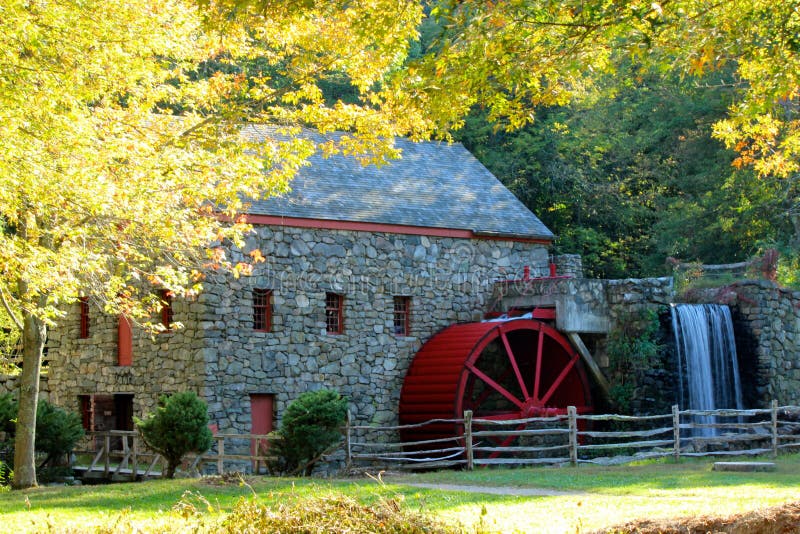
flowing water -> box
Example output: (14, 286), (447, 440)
(670, 303), (744, 436)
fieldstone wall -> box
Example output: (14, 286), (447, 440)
(0, 375), (49, 401)
(45, 224), (548, 441)
(202, 225), (549, 435)
(553, 254), (583, 278)
(46, 297), (206, 418)
(0, 374), (16, 397)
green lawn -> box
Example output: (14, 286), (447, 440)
(1, 454), (798, 533)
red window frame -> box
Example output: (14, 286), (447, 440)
(253, 288), (273, 332)
(78, 297), (90, 339)
(325, 292), (344, 335)
(393, 296), (411, 336)
(160, 290), (173, 331)
(79, 395), (93, 431)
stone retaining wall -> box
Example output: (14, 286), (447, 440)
(695, 281), (800, 406)
(0, 374), (49, 402)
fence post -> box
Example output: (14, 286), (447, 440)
(344, 409), (352, 471)
(103, 434), (111, 477)
(771, 399), (779, 458)
(217, 436), (224, 475)
(672, 404), (680, 462)
(464, 410), (474, 471)
(131, 434), (138, 482)
(568, 406), (578, 466)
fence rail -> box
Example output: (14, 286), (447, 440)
(344, 401), (800, 471)
(73, 432), (275, 480)
(73, 402), (800, 479)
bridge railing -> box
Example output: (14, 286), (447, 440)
(73, 431), (275, 480)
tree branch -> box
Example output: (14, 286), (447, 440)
(0, 283), (24, 331)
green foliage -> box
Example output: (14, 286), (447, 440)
(269, 389), (347, 476)
(136, 392), (213, 479)
(0, 393), (15, 437)
(606, 310), (663, 413)
(776, 249), (800, 290)
(34, 400), (85, 467)
(0, 397), (83, 481)
(457, 60), (789, 278)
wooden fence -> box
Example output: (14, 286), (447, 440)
(74, 431), (274, 480)
(344, 402), (800, 471)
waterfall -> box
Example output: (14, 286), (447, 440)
(670, 304), (744, 436)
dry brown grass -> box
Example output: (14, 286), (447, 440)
(596, 500), (800, 534)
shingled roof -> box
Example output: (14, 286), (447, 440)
(243, 126), (554, 241)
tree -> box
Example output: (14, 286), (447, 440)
(136, 392), (213, 479)
(0, 0), (427, 489)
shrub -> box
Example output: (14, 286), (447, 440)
(269, 389), (347, 476)
(136, 391), (213, 478)
(35, 400), (85, 468)
(0, 397), (84, 483)
(0, 393), (16, 437)
(606, 310), (664, 413)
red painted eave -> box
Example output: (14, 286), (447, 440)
(242, 214), (553, 244)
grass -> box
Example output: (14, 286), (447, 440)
(1, 454), (799, 533)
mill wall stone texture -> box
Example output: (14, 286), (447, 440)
(46, 225), (549, 436)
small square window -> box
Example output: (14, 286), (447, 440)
(393, 296), (411, 336)
(325, 293), (344, 335)
(253, 288), (273, 332)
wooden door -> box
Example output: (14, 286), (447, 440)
(249, 394), (274, 471)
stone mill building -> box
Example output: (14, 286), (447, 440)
(44, 129), (558, 438)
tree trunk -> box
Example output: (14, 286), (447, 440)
(12, 310), (46, 489)
(165, 459), (178, 479)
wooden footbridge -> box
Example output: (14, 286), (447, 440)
(73, 430), (274, 481)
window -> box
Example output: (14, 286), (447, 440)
(393, 296), (411, 336)
(78, 297), (90, 339)
(253, 288), (273, 332)
(325, 292), (344, 334)
(160, 290), (173, 331)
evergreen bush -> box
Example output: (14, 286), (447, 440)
(269, 389), (347, 476)
(0, 396), (84, 483)
(0, 393), (16, 436)
(34, 400), (85, 468)
(135, 391), (213, 478)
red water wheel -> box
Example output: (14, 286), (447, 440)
(399, 319), (592, 456)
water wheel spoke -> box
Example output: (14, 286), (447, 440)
(500, 330), (530, 400)
(467, 367), (515, 409)
(539, 353), (579, 406)
(532, 328), (545, 402)
(465, 362), (524, 409)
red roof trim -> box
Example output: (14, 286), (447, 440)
(242, 214), (552, 244)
